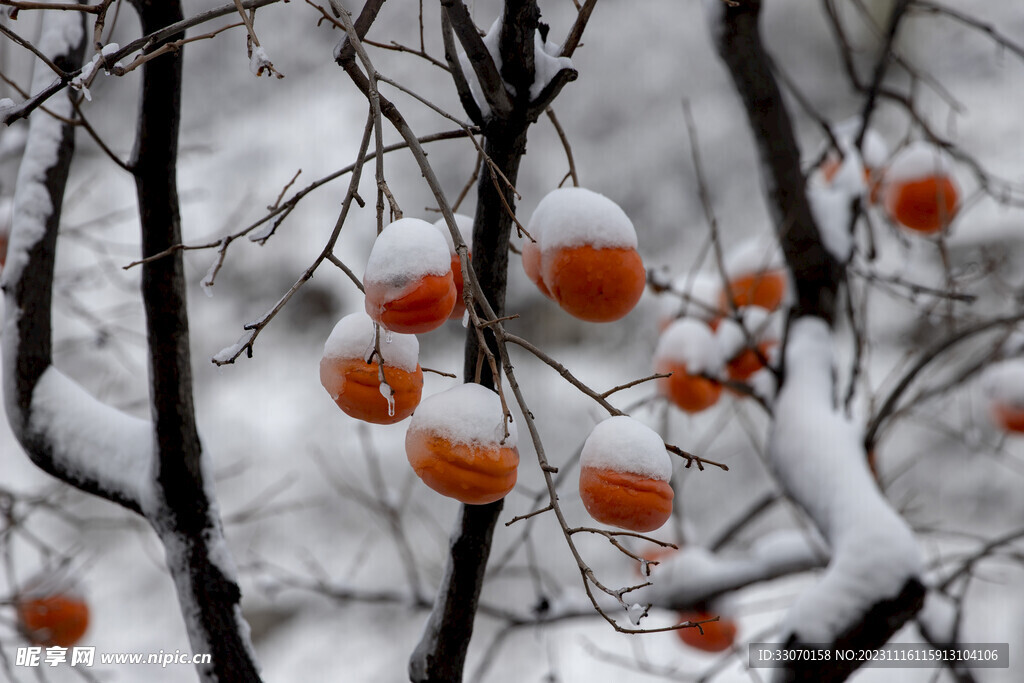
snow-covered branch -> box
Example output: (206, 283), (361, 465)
(1, 0), (151, 514)
(707, 2), (927, 678)
(769, 321), (923, 655)
(645, 530), (827, 610)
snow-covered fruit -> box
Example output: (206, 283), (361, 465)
(881, 142), (959, 234)
(715, 307), (779, 384)
(718, 241), (788, 313)
(819, 125), (889, 204)
(405, 384), (519, 505)
(432, 214), (474, 320)
(17, 593), (90, 648)
(676, 610), (737, 652)
(982, 360), (1024, 434)
(319, 313), (423, 424)
(526, 187), (646, 322)
(578, 416), (674, 533)
(654, 319), (723, 413)
(363, 218), (457, 333)
(656, 272), (720, 332)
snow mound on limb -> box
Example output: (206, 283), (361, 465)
(529, 187), (637, 252)
(580, 416), (672, 481)
(322, 312), (419, 373)
(407, 383), (516, 447)
(644, 530), (827, 607)
(769, 318), (923, 643)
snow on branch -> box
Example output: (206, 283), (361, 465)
(2, 7), (151, 514)
(770, 318), (924, 646)
(644, 530), (828, 609)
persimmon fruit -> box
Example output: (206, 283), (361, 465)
(676, 610), (737, 652)
(654, 319), (723, 414)
(364, 218), (456, 334)
(881, 142), (959, 234)
(17, 594), (90, 648)
(992, 403), (1024, 434)
(578, 416), (674, 533)
(528, 187), (645, 322)
(405, 384), (519, 505)
(320, 313), (422, 424)
(542, 244), (646, 322)
(719, 270), (787, 313)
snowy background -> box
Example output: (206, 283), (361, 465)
(1, 0), (1023, 680)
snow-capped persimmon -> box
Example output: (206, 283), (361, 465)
(432, 214), (475, 319)
(654, 319), (723, 414)
(319, 313), (422, 424)
(982, 360), (1024, 435)
(656, 272), (720, 333)
(364, 218), (457, 334)
(529, 187), (646, 322)
(715, 307), (779, 385)
(676, 610), (737, 652)
(881, 142), (959, 234)
(405, 384), (519, 505)
(819, 125), (888, 204)
(718, 241), (788, 313)
(17, 594), (90, 648)
(578, 416), (674, 533)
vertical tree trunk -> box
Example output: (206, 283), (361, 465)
(129, 2), (262, 679)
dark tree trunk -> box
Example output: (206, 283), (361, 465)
(128, 2), (262, 679)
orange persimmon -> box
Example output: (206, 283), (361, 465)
(320, 313), (423, 424)
(405, 384), (519, 505)
(881, 142), (960, 234)
(656, 360), (723, 413)
(992, 403), (1024, 434)
(578, 416), (674, 533)
(364, 218), (457, 334)
(676, 610), (737, 652)
(406, 430), (519, 505)
(579, 467), (674, 533)
(365, 272), (456, 334)
(884, 175), (959, 234)
(527, 187), (645, 321)
(17, 594), (89, 648)
(542, 244), (646, 322)
(654, 319), (723, 414)
(719, 270), (787, 313)
(320, 357), (422, 425)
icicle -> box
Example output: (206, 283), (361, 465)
(462, 308), (470, 328)
(384, 329), (393, 344)
(380, 382), (395, 417)
(627, 603), (647, 626)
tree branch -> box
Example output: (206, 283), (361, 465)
(1, 0), (148, 515)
